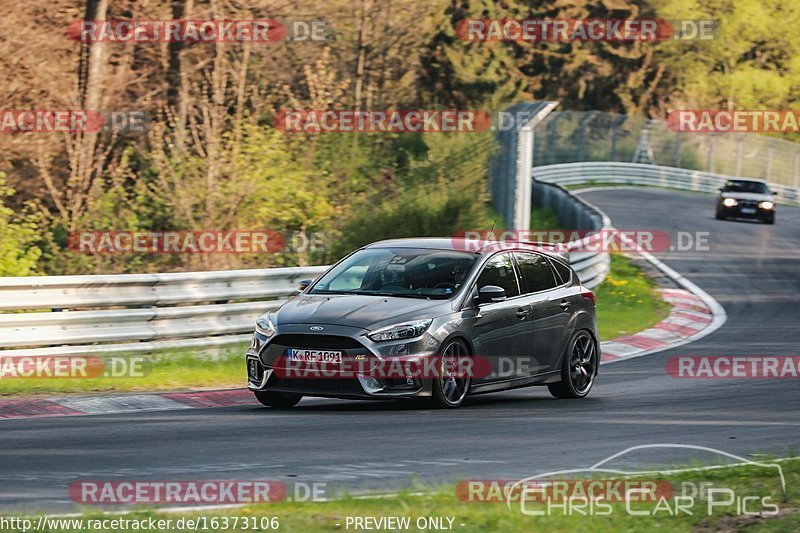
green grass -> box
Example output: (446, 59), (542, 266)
(529, 207), (561, 230)
(595, 253), (670, 340)
(11, 458), (800, 532)
(0, 345), (249, 397)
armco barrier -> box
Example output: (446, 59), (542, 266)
(0, 266), (328, 356)
(533, 162), (800, 206)
(532, 179), (612, 290)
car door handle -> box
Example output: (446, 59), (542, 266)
(559, 299), (570, 311)
(516, 307), (529, 319)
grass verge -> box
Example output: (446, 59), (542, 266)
(594, 253), (670, 340)
(10, 458), (799, 532)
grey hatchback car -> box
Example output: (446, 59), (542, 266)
(246, 238), (599, 408)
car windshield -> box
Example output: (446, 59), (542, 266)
(310, 247), (477, 299)
(722, 180), (769, 194)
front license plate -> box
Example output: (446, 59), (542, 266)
(740, 207), (757, 214)
(286, 349), (343, 364)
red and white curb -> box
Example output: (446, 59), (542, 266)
(0, 389), (255, 420)
(601, 288), (713, 363)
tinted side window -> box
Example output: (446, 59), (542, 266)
(476, 254), (520, 297)
(516, 252), (558, 293)
(550, 259), (572, 285)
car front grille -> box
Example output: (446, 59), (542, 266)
(270, 334), (364, 350)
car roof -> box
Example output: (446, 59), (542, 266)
(364, 237), (568, 262)
(725, 178), (769, 185)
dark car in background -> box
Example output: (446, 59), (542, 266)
(246, 238), (599, 408)
(716, 179), (777, 224)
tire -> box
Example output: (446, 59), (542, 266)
(548, 330), (598, 399)
(430, 339), (472, 408)
(253, 390), (302, 408)
(765, 216), (775, 225)
(715, 210), (725, 220)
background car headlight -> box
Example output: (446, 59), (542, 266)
(723, 198), (737, 207)
(367, 320), (432, 342)
(255, 314), (276, 337)
(759, 201), (775, 210)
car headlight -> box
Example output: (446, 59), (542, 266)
(759, 201), (775, 210)
(366, 320), (433, 342)
(255, 313), (276, 337)
(722, 198), (737, 207)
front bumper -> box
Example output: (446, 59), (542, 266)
(718, 203), (775, 220)
(246, 324), (439, 399)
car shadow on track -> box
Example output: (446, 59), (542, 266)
(247, 392), (605, 413)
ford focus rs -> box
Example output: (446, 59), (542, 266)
(246, 238), (599, 408)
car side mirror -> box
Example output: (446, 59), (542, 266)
(773, 191), (778, 196)
(298, 279), (312, 291)
(477, 285), (506, 304)
(718, 188), (724, 193)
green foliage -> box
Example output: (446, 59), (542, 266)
(334, 134), (500, 258)
(653, 0), (800, 113)
(0, 173), (42, 276)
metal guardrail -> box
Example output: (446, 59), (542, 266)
(1, 239), (615, 355)
(0, 266), (328, 356)
(533, 162), (800, 205)
(531, 179), (612, 290)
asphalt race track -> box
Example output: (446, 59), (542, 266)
(1, 188), (799, 513)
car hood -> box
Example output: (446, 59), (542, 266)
(273, 293), (452, 330)
(720, 192), (773, 202)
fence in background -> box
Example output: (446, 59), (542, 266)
(534, 111), (800, 189)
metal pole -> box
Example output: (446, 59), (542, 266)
(609, 114), (627, 161)
(735, 136), (743, 177)
(765, 143), (774, 181)
(514, 102), (559, 230)
(706, 135), (715, 173)
(577, 111), (598, 162)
